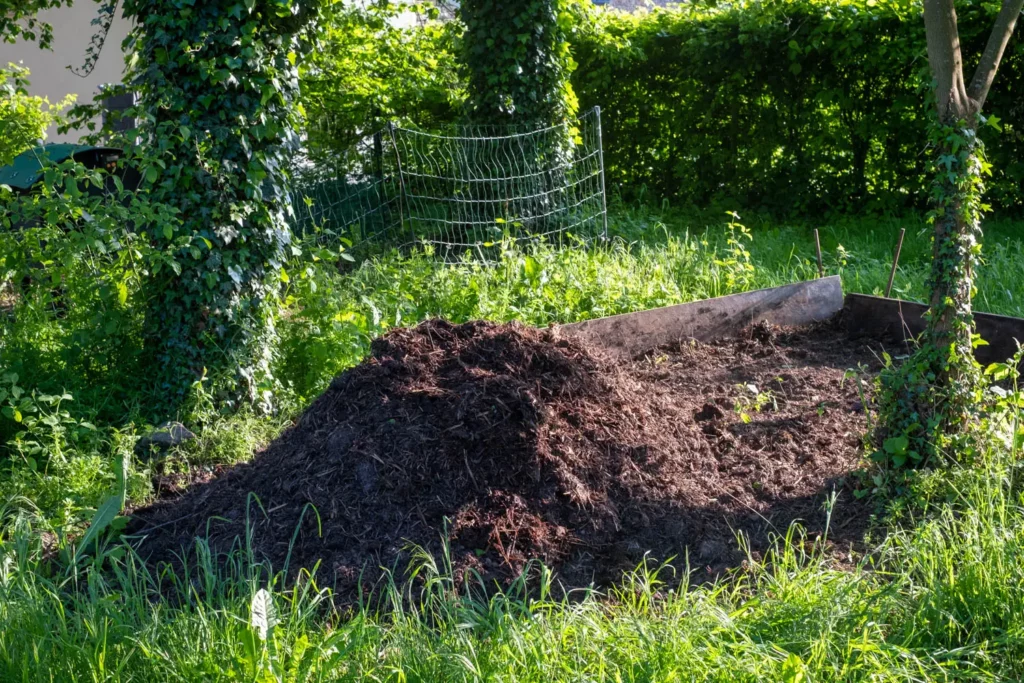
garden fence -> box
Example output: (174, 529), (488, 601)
(289, 107), (608, 260)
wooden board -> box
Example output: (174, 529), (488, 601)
(560, 276), (844, 357)
(843, 293), (1024, 365)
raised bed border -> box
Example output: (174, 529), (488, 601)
(560, 277), (1024, 365)
(844, 293), (1024, 366)
(561, 276), (844, 356)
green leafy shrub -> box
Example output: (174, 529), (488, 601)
(571, 0), (1024, 215)
(0, 64), (74, 167)
(299, 1), (463, 171)
(0, 157), (177, 409)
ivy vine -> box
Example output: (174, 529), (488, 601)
(874, 115), (996, 472)
(459, 0), (579, 126)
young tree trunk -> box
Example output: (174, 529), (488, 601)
(920, 0), (1020, 408)
(876, 0), (1021, 462)
(921, 122), (983, 431)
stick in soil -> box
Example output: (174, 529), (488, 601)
(885, 228), (906, 299)
(814, 229), (824, 278)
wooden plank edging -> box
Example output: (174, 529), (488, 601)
(843, 293), (1024, 365)
(559, 276), (844, 357)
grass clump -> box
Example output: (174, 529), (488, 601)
(2, 441), (1023, 680)
(2, 208), (1024, 680)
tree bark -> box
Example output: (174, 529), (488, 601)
(916, 0), (1022, 434)
(923, 0), (975, 122)
(922, 0), (1023, 338)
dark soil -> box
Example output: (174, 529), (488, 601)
(128, 317), (884, 598)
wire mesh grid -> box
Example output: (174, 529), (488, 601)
(289, 107), (608, 261)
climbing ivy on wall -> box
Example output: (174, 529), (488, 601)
(116, 0), (322, 408)
(459, 0), (580, 126)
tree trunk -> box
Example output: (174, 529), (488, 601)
(922, 122), (983, 429)
(874, 0), (1022, 463)
(915, 0), (1021, 433)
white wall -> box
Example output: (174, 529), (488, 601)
(0, 4), (132, 143)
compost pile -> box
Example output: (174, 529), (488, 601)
(131, 318), (877, 595)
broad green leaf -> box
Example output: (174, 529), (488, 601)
(250, 588), (277, 641)
(77, 494), (123, 554)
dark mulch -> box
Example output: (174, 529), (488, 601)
(128, 317), (885, 598)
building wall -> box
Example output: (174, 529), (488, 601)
(0, 4), (132, 143)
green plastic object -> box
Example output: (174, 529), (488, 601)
(0, 144), (118, 191)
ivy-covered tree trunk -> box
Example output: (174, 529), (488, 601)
(459, 0), (579, 239)
(459, 0), (578, 127)
(877, 0), (1021, 466)
(120, 0), (319, 409)
(921, 122), (984, 427)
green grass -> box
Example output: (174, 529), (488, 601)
(277, 209), (1024, 399)
(1, 441), (1023, 681)
(3, 208), (1024, 681)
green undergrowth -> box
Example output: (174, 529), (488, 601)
(2, 209), (1024, 680)
(1, 438), (1023, 681)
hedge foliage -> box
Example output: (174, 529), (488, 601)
(300, 0), (1023, 216)
(460, 0), (580, 126)
(571, 0), (1024, 214)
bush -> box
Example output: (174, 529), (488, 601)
(0, 64), (73, 167)
(568, 0), (1024, 215)
(299, 1), (463, 172)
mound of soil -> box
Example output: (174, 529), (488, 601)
(129, 318), (881, 596)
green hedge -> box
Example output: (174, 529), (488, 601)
(299, 0), (1023, 216)
(571, 0), (1024, 214)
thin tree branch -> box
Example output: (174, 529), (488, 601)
(967, 0), (1024, 109)
(70, 0), (120, 78)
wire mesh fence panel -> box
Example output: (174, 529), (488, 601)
(288, 107), (607, 260)
(288, 131), (400, 248)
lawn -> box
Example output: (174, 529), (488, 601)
(3, 208), (1024, 681)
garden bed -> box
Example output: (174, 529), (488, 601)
(129, 313), (885, 599)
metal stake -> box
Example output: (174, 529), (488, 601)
(814, 229), (824, 278)
(885, 228), (906, 299)
(594, 106), (609, 240)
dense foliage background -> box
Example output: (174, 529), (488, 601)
(299, 0), (1024, 215)
(299, 1), (463, 172)
(572, 0), (1024, 214)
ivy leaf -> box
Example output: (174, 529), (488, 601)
(883, 435), (909, 456)
(985, 363), (1011, 381)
